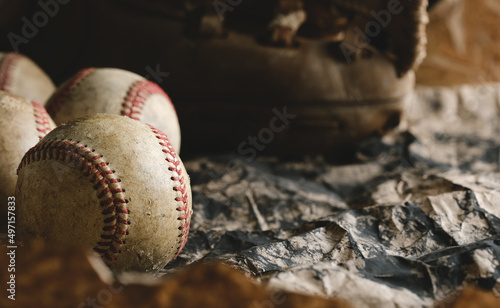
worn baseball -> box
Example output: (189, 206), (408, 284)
(45, 67), (181, 153)
(16, 114), (192, 273)
(0, 91), (55, 205)
(0, 52), (56, 104)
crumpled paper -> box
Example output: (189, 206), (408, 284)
(165, 84), (500, 307)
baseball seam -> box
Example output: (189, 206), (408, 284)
(0, 53), (22, 92)
(121, 80), (176, 121)
(46, 67), (96, 116)
(148, 125), (190, 258)
(32, 102), (53, 139)
(17, 139), (130, 264)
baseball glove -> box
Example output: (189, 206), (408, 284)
(118, 0), (428, 76)
(111, 0), (428, 159)
(0, 0), (429, 159)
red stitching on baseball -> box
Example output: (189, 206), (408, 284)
(17, 139), (130, 264)
(148, 124), (190, 258)
(32, 101), (53, 139)
(0, 53), (23, 92)
(121, 80), (176, 121)
(46, 68), (95, 116)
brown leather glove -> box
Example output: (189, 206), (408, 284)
(0, 0), (429, 159)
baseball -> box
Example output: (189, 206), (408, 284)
(45, 67), (181, 153)
(0, 91), (55, 206)
(0, 52), (56, 104)
(16, 114), (192, 273)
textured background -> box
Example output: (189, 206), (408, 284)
(166, 84), (500, 307)
(416, 0), (500, 86)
